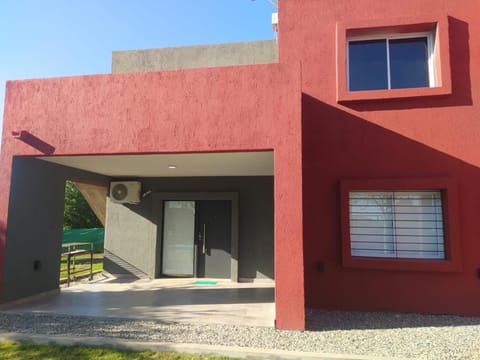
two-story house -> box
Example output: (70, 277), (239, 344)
(1, 0), (479, 330)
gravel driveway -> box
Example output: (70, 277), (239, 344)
(0, 309), (479, 359)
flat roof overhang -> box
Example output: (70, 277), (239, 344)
(36, 151), (274, 177)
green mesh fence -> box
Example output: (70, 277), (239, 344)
(62, 228), (104, 253)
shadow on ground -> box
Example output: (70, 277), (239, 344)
(306, 308), (480, 331)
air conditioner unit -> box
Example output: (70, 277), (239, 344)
(109, 181), (141, 204)
(272, 12), (278, 32)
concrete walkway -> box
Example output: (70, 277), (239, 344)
(0, 332), (409, 360)
(2, 276), (275, 327)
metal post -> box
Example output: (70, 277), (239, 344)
(89, 243), (93, 280)
(67, 254), (71, 287)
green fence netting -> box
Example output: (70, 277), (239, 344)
(62, 228), (104, 253)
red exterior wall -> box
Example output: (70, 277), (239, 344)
(278, 0), (480, 315)
(0, 64), (305, 329)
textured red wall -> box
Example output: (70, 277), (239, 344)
(0, 64), (305, 329)
(278, 0), (480, 315)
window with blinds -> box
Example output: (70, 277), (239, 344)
(349, 191), (445, 259)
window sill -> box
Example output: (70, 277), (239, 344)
(337, 85), (452, 103)
(340, 178), (462, 273)
(343, 256), (461, 272)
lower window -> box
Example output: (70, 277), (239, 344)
(349, 190), (445, 259)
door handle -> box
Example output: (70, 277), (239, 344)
(202, 223), (206, 255)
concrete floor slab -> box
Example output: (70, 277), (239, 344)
(3, 276), (275, 327)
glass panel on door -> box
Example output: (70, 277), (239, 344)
(162, 201), (195, 276)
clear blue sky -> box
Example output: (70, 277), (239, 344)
(0, 0), (277, 144)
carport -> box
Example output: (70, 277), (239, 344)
(0, 63), (305, 329)
(39, 151), (275, 283)
(1, 151), (276, 326)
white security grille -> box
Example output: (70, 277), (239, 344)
(349, 191), (445, 259)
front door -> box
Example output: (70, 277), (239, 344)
(161, 200), (231, 278)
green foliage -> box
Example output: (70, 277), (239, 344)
(0, 342), (238, 360)
(63, 181), (103, 230)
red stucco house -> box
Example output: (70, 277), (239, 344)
(1, 0), (479, 330)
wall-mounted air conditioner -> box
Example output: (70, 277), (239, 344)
(272, 12), (278, 32)
(109, 181), (141, 204)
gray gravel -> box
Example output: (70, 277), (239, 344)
(1, 309), (480, 359)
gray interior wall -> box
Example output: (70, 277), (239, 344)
(1, 157), (108, 304)
(112, 40), (278, 73)
(104, 176), (274, 280)
(104, 197), (157, 278)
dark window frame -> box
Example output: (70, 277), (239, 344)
(349, 190), (445, 260)
(347, 32), (435, 92)
(340, 178), (462, 272)
(335, 17), (452, 103)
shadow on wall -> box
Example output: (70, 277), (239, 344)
(346, 16), (471, 111)
(301, 93), (480, 315)
(0, 222), (5, 245)
(11, 131), (56, 155)
(0, 221), (5, 283)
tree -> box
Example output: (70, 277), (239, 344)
(63, 181), (103, 229)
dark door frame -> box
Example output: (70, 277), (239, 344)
(153, 192), (239, 282)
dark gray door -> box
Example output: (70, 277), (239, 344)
(195, 200), (231, 278)
(162, 200), (231, 278)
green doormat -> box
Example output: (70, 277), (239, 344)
(194, 280), (217, 285)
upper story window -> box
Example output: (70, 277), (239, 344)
(336, 17), (452, 102)
(348, 32), (435, 91)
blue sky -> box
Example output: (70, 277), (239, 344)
(0, 0), (277, 144)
